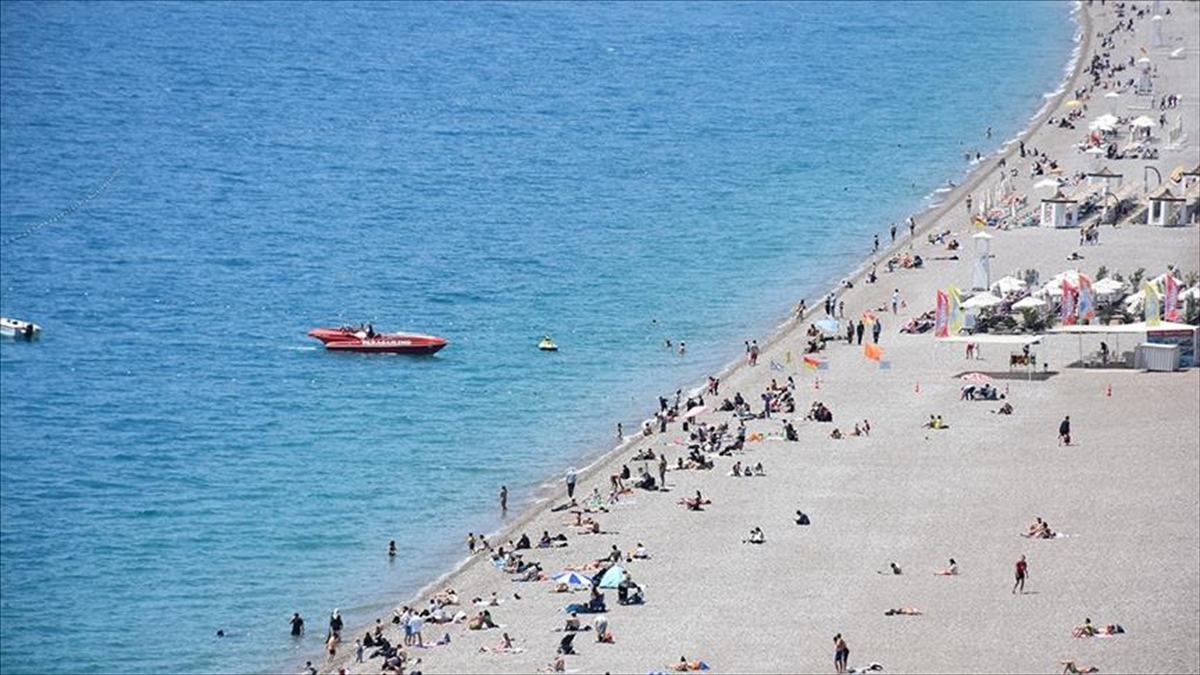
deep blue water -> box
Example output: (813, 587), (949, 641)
(1, 2), (1073, 673)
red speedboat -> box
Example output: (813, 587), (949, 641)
(308, 325), (447, 355)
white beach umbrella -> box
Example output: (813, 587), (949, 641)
(681, 405), (707, 419)
(961, 293), (1003, 310)
(1084, 146), (1107, 156)
(1034, 178), (1062, 189)
(1131, 115), (1156, 128)
(1092, 277), (1127, 298)
(1012, 296), (1047, 310)
(992, 276), (1027, 295)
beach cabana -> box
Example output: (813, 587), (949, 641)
(1146, 186), (1186, 226)
(1040, 189), (1079, 229)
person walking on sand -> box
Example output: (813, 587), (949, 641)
(1058, 416), (1071, 446)
(749, 340), (759, 366)
(907, 215), (916, 238)
(833, 633), (849, 673)
(500, 485), (508, 513)
(1013, 554), (1028, 594)
(872, 318), (883, 344)
(565, 468), (577, 499)
(855, 320), (865, 345)
(966, 193), (973, 213)
(891, 289), (901, 314)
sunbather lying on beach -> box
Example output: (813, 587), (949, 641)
(680, 491), (710, 511)
(467, 610), (498, 630)
(538, 655), (566, 673)
(884, 607), (923, 616)
(993, 402), (1014, 415)
(877, 562), (901, 575)
(830, 428), (844, 440)
(935, 558), (958, 576)
(847, 664), (885, 674)
(1061, 661), (1100, 674)
(669, 656), (711, 672)
(478, 632), (523, 653)
(1073, 619), (1124, 638)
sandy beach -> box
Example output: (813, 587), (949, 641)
(321, 3), (1200, 674)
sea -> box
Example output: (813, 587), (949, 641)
(0, 2), (1074, 673)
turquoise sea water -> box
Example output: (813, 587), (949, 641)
(0, 2), (1074, 673)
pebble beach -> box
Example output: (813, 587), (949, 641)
(320, 3), (1200, 674)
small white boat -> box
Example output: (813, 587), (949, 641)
(538, 335), (558, 352)
(1, 317), (42, 340)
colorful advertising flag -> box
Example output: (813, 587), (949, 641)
(1061, 279), (1077, 326)
(1164, 274), (1179, 322)
(1077, 274), (1095, 323)
(934, 290), (949, 338)
(1144, 281), (1162, 327)
(948, 286), (964, 335)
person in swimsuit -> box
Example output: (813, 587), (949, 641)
(833, 633), (849, 673)
(1013, 555), (1028, 594)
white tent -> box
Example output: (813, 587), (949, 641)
(992, 276), (1027, 295)
(961, 293), (1003, 310)
(1092, 277), (1127, 299)
(1012, 296), (1048, 310)
(1131, 115), (1156, 128)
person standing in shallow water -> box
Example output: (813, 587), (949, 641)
(290, 612), (305, 636)
(499, 485), (508, 513)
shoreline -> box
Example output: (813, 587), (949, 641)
(329, 0), (1200, 669)
(318, 2), (1098, 670)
